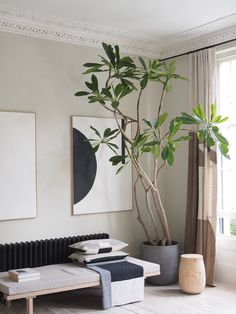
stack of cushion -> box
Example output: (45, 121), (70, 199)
(68, 239), (128, 265)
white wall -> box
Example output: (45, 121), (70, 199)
(0, 32), (150, 253)
(161, 55), (190, 248)
(0, 31), (191, 254)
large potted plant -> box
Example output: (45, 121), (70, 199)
(75, 43), (229, 285)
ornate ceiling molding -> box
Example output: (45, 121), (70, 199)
(0, 4), (161, 58)
(0, 4), (236, 59)
(160, 26), (236, 59)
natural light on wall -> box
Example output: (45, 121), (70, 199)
(215, 49), (236, 286)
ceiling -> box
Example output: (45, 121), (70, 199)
(0, 0), (236, 58)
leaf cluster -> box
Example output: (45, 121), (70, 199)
(177, 104), (229, 158)
(75, 43), (230, 172)
(75, 43), (187, 111)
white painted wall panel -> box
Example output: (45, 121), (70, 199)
(0, 111), (36, 220)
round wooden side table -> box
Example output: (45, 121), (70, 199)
(179, 254), (206, 294)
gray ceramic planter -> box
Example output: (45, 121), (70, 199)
(140, 241), (180, 285)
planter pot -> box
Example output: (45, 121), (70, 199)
(140, 241), (180, 285)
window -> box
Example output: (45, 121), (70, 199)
(217, 52), (236, 237)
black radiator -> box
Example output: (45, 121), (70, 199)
(0, 233), (109, 272)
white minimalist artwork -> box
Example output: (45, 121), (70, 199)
(0, 111), (36, 220)
(72, 116), (132, 215)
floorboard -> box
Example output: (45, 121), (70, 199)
(0, 282), (236, 314)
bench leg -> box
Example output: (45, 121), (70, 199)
(4, 295), (12, 308)
(6, 300), (12, 308)
(26, 297), (34, 314)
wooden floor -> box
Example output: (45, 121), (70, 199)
(1, 282), (236, 314)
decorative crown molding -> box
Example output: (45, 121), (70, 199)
(0, 4), (236, 59)
(0, 5), (162, 58)
(160, 26), (236, 59)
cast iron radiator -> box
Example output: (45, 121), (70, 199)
(0, 233), (109, 272)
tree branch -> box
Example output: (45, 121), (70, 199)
(133, 176), (154, 244)
(135, 88), (143, 139)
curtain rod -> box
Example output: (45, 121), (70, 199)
(159, 37), (236, 61)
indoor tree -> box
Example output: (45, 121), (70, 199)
(75, 43), (229, 246)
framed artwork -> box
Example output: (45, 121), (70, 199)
(0, 111), (37, 220)
(72, 116), (132, 215)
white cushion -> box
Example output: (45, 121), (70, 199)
(69, 239), (128, 254)
(69, 251), (128, 264)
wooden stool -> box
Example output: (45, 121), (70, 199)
(179, 254), (206, 294)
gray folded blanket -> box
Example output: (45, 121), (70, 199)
(88, 261), (144, 309)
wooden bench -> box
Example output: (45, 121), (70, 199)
(0, 257), (160, 314)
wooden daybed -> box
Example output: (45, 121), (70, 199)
(0, 257), (160, 314)
(0, 234), (160, 314)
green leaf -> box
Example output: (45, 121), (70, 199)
(167, 150), (174, 166)
(107, 143), (119, 149)
(88, 95), (105, 105)
(211, 104), (217, 121)
(102, 43), (115, 66)
(144, 140), (160, 147)
(140, 73), (148, 89)
(119, 57), (136, 69)
(161, 146), (169, 160)
(167, 60), (176, 74)
(109, 155), (126, 165)
(115, 45), (120, 65)
(132, 134), (148, 149)
(152, 144), (160, 158)
(213, 130), (229, 145)
(168, 120), (182, 138)
(84, 63), (103, 67)
(106, 128), (119, 138)
(216, 116), (229, 124)
(174, 135), (192, 142)
(155, 112), (168, 128)
(212, 115), (222, 123)
(90, 126), (101, 138)
(83, 66), (106, 75)
(101, 87), (112, 98)
(116, 165), (124, 175)
(219, 143), (230, 159)
(193, 105), (205, 120)
(176, 112), (198, 125)
(207, 136), (215, 147)
(121, 78), (137, 90)
(111, 100), (119, 109)
(91, 74), (98, 91)
(85, 81), (95, 91)
(114, 83), (124, 97)
(103, 128), (111, 138)
(93, 145), (99, 153)
(198, 129), (207, 142)
(142, 147), (152, 153)
(168, 141), (176, 152)
(212, 126), (219, 132)
(166, 83), (172, 92)
(143, 119), (152, 128)
(139, 57), (147, 70)
(120, 85), (133, 98)
(74, 91), (90, 96)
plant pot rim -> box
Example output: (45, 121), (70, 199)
(141, 240), (178, 247)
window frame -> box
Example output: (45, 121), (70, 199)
(216, 50), (236, 239)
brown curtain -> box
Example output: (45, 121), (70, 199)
(184, 48), (217, 286)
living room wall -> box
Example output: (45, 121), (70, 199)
(0, 31), (190, 253)
(161, 55), (190, 248)
(0, 31), (156, 253)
